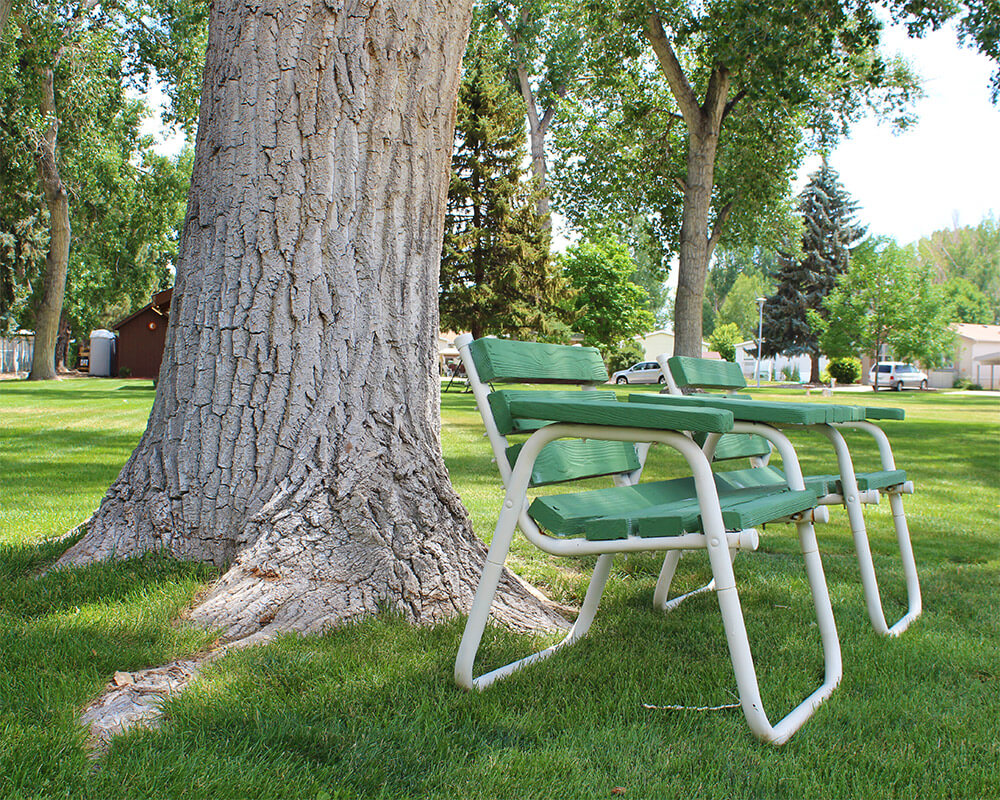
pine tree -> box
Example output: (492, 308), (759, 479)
(761, 164), (865, 382)
(440, 39), (569, 341)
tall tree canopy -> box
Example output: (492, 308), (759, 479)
(553, 0), (920, 357)
(56, 0), (562, 641)
(762, 164), (865, 382)
(441, 35), (568, 341)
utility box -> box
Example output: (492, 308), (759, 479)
(89, 330), (116, 377)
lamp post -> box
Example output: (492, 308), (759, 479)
(755, 296), (766, 388)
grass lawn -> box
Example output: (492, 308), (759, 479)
(1, 377), (998, 799)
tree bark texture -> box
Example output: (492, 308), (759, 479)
(57, 0), (566, 640)
(29, 67), (71, 381)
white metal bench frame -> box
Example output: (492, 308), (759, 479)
(655, 353), (921, 637)
(453, 334), (842, 745)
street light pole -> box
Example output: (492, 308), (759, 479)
(755, 296), (766, 389)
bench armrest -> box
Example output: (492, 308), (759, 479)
(863, 406), (905, 421)
(629, 393), (864, 424)
(501, 395), (734, 434)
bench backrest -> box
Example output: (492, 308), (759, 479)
(459, 336), (641, 487)
(662, 355), (771, 462)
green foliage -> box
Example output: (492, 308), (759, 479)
(0, 0), (201, 348)
(707, 322), (741, 362)
(762, 165), (865, 377)
(717, 273), (772, 341)
(560, 235), (656, 350)
(441, 37), (569, 341)
(911, 215), (1000, 324)
(816, 237), (955, 374)
(941, 276), (994, 324)
(603, 338), (645, 374)
(827, 356), (862, 384)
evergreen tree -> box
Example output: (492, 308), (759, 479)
(761, 165), (865, 382)
(440, 39), (569, 341)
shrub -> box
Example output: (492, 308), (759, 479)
(781, 365), (801, 383)
(604, 340), (646, 375)
(827, 357), (861, 384)
(708, 323), (741, 362)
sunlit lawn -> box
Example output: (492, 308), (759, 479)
(1, 377), (997, 799)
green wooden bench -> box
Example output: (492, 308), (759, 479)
(453, 335), (843, 745)
(649, 354), (921, 637)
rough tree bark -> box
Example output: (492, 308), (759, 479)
(29, 66), (71, 382)
(57, 0), (565, 640)
(644, 14), (733, 358)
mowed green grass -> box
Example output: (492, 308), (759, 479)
(1, 378), (998, 799)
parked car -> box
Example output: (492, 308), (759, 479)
(869, 362), (928, 391)
(611, 361), (665, 385)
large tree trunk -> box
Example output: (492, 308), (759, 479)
(57, 0), (565, 640)
(672, 128), (718, 358)
(29, 67), (71, 382)
(643, 16), (730, 358)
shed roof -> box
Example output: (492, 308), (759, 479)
(113, 287), (173, 330)
(954, 323), (1000, 343)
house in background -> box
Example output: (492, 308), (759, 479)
(113, 288), (172, 379)
(635, 329), (717, 361)
(928, 323), (1000, 390)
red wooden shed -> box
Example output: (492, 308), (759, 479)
(113, 288), (172, 379)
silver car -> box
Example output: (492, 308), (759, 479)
(869, 362), (928, 391)
(611, 361), (666, 385)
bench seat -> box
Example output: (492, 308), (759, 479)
(529, 473), (819, 540)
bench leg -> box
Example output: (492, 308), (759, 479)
(653, 550), (735, 612)
(708, 517), (842, 745)
(455, 491), (616, 690)
(822, 424), (922, 636)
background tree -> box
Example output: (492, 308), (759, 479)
(560, 235), (655, 360)
(911, 215), (1000, 323)
(485, 0), (583, 224)
(762, 164), (865, 382)
(56, 0), (562, 640)
(441, 35), (569, 341)
(559, 0), (921, 358)
(716, 271), (771, 341)
(940, 276), (993, 324)
(708, 322), (740, 362)
(1, 0), (204, 378)
(702, 244), (777, 336)
(814, 237), (954, 389)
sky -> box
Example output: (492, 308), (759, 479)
(797, 21), (999, 245)
(142, 19), (999, 250)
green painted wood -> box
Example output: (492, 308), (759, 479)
(863, 406), (906, 420)
(528, 473), (820, 540)
(506, 440), (641, 486)
(468, 338), (607, 384)
(487, 390), (619, 435)
(501, 393), (734, 434)
(833, 469), (907, 493)
(695, 432), (772, 461)
(668, 356), (746, 390)
(629, 393), (838, 424)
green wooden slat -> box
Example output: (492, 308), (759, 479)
(629, 393), (836, 424)
(699, 432), (772, 461)
(834, 469), (907, 493)
(863, 406), (906, 420)
(528, 473), (820, 540)
(502, 394), (734, 434)
(468, 338), (608, 384)
(487, 390), (618, 435)
(668, 356), (746, 390)
(506, 439), (641, 486)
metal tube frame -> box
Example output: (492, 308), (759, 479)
(452, 417), (841, 744)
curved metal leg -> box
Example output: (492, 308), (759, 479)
(455, 472), (617, 690)
(823, 423), (921, 636)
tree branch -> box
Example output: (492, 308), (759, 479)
(704, 65), (731, 128)
(721, 88), (748, 123)
(707, 200), (735, 258)
(643, 11), (701, 125)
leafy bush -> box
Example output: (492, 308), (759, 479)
(781, 365), (801, 383)
(604, 339), (645, 375)
(708, 323), (741, 362)
(827, 357), (861, 384)
(952, 377), (983, 391)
